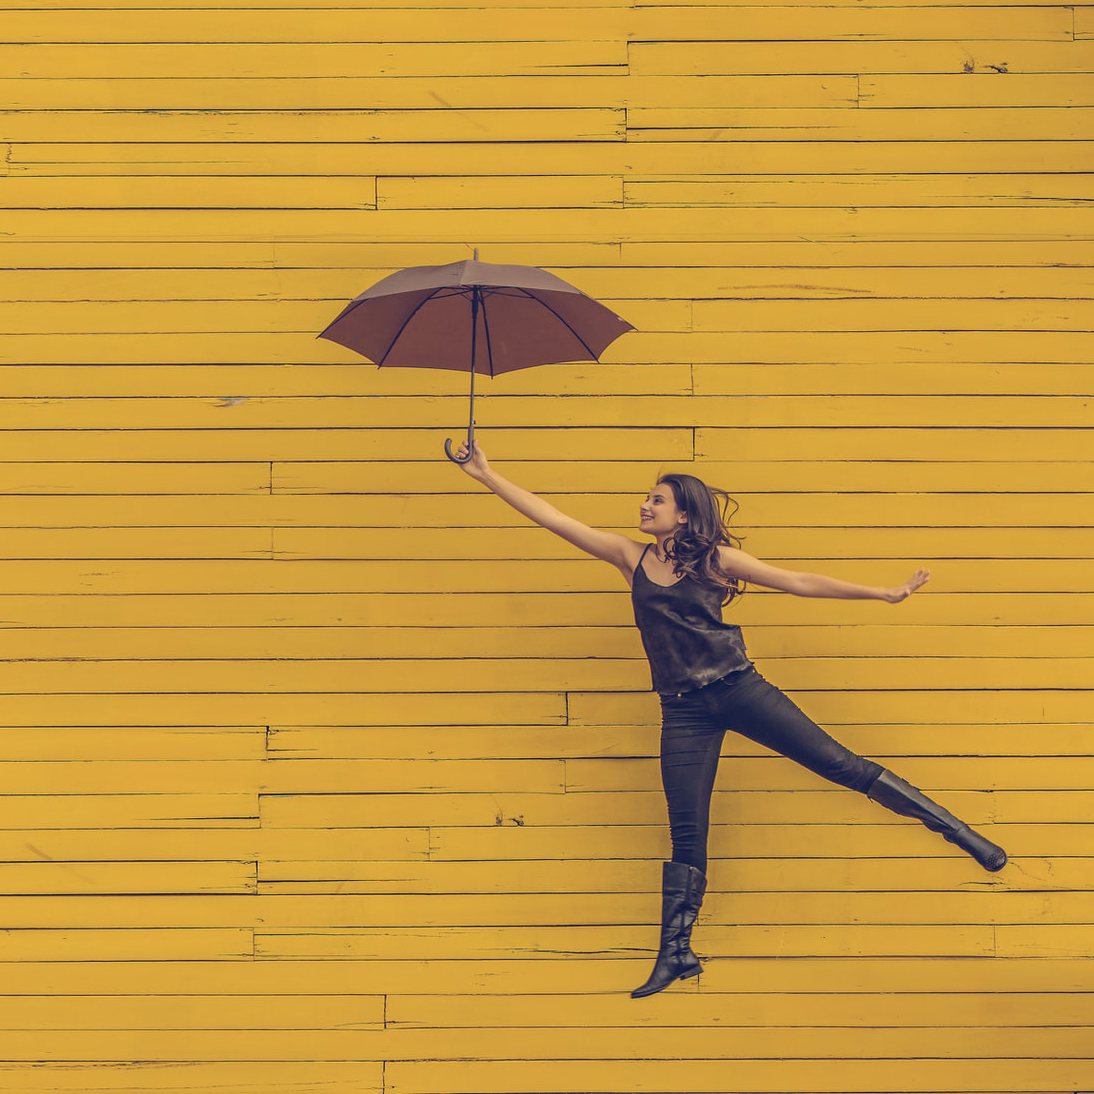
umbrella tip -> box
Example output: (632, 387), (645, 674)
(472, 247), (479, 261)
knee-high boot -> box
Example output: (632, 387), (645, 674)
(631, 860), (707, 999)
(867, 770), (1007, 872)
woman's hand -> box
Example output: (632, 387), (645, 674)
(884, 568), (931, 603)
(453, 439), (491, 480)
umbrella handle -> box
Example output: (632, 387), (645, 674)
(443, 436), (474, 464)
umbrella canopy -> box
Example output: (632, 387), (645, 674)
(318, 257), (634, 461)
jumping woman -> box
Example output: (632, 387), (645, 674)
(453, 441), (1007, 999)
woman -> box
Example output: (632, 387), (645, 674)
(453, 442), (1007, 999)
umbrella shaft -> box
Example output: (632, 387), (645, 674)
(467, 288), (480, 446)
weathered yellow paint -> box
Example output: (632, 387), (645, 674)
(2, 0), (1090, 1090)
(0, 6), (1072, 43)
(0, 74), (859, 111)
(384, 1059), (1094, 1093)
(627, 107), (1094, 139)
(5, 263), (1094, 301)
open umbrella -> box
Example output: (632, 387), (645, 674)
(318, 254), (634, 463)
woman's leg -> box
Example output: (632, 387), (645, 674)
(704, 667), (882, 794)
(631, 693), (721, 999)
(659, 692), (727, 875)
(705, 668), (1006, 871)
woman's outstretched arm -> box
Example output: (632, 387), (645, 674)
(718, 546), (929, 604)
(453, 441), (643, 577)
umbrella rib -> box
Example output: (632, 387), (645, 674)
(511, 288), (601, 361)
(480, 291), (496, 377)
(377, 286), (470, 366)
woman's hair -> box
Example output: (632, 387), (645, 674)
(658, 473), (745, 604)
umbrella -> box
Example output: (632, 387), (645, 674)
(318, 253), (634, 463)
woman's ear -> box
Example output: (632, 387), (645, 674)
(677, 512), (688, 525)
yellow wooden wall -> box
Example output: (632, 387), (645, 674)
(1, 0), (1092, 1090)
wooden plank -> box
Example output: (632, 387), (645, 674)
(267, 719), (1094, 758)
(0, 108), (624, 144)
(1, 298), (677, 338)
(2, 757), (565, 794)
(630, 6), (1073, 41)
(274, 458), (1094, 495)
(0, 655), (1090, 695)
(0, 428), (695, 462)
(691, 363), (1094, 396)
(7, 330), (1092, 365)
(0, 993), (384, 1029)
(8, 139), (1094, 176)
(0, 955), (1085, 994)
(0, 861), (255, 895)
(697, 426), (1090, 462)
(563, 755), (1094, 794)
(390, 989), (1094, 1028)
(0, 759), (266, 794)
(260, 788), (1053, 829)
(1, 237), (1084, 268)
(0, 1023), (1088, 1062)
(378, 175), (623, 210)
(4, 205), (1092, 245)
(0, 364), (688, 397)
(256, 923), (1000, 960)
(12, 296), (1094, 337)
(1, 7), (632, 43)
(998, 923), (1094, 956)
(4, 623), (1086, 662)
(0, 554), (1087, 595)
(0, 929), (253, 961)
(6, 889), (1091, 929)
(0, 394), (1090, 434)
(0, 529), (272, 560)
(0, 590), (1087, 631)
(0, 42), (628, 79)
(279, 525), (1094, 559)
(569, 688), (1094, 727)
(385, 1058), (1094, 1093)
(629, 40), (1094, 76)
(4, 264), (1093, 304)
(0, 489), (1089, 532)
(0, 793), (258, 828)
(423, 822), (1025, 865)
(0, 462), (270, 495)
(0, 726), (267, 760)
(617, 238), (1094, 266)
(0, 74), (858, 111)
(692, 299), (1094, 332)
(863, 72), (1094, 107)
(625, 174), (1094, 207)
(257, 851), (1083, 891)
(0, 6), (1071, 44)
(0, 828), (428, 862)
(0, 691), (566, 728)
(626, 107), (1094, 140)
(0, 1062), (378, 1093)
(0, 0), (1077, 8)
(0, 176), (380, 210)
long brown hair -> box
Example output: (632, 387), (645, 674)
(658, 473), (745, 604)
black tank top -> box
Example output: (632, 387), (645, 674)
(631, 544), (752, 695)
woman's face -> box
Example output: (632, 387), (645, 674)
(639, 484), (687, 537)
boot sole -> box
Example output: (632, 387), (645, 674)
(630, 965), (701, 999)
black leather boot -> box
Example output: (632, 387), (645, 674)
(631, 860), (707, 999)
(867, 769), (1007, 872)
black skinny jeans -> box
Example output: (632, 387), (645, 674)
(659, 665), (883, 874)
